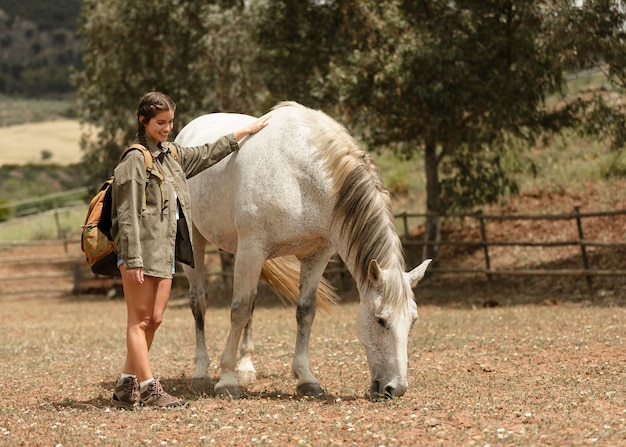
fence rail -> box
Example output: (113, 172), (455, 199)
(394, 206), (626, 296)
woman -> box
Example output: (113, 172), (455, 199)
(110, 92), (269, 409)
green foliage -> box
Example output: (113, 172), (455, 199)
(0, 198), (12, 221)
(0, 164), (88, 203)
(0, 206), (85, 240)
(40, 150), (53, 162)
(601, 151), (626, 179)
(73, 0), (626, 215)
(74, 0), (265, 184)
(0, 95), (76, 126)
(310, 0), (583, 213)
(440, 143), (521, 212)
(254, 0), (341, 110)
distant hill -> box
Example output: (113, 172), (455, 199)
(0, 1), (81, 96)
(0, 1), (81, 30)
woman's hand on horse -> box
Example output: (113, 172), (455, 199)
(234, 115), (271, 142)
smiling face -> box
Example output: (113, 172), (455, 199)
(142, 109), (174, 145)
(136, 91), (177, 146)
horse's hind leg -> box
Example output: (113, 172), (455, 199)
(184, 225), (213, 393)
(293, 248), (334, 397)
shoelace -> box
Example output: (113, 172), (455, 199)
(126, 378), (139, 399)
(149, 380), (164, 398)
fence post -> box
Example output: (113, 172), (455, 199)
(574, 206), (594, 296)
(219, 250), (235, 287)
(399, 211), (409, 240)
(422, 212), (442, 261)
(477, 209), (493, 290)
(52, 201), (68, 254)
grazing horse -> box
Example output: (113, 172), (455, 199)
(175, 102), (431, 399)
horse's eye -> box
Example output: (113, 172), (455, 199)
(376, 317), (387, 329)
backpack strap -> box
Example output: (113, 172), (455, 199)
(120, 144), (167, 212)
(122, 144), (157, 181)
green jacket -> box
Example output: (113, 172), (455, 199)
(111, 134), (239, 278)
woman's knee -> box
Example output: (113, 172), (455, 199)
(150, 314), (163, 330)
(134, 314), (161, 333)
(144, 314), (163, 333)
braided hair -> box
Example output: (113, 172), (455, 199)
(136, 92), (176, 147)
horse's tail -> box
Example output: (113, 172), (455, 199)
(260, 256), (339, 312)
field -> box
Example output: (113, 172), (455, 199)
(0, 120), (84, 166)
(1, 103), (625, 446)
(0, 289), (624, 446)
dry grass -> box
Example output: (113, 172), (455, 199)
(0, 291), (624, 446)
(1, 113), (625, 446)
(0, 120), (84, 165)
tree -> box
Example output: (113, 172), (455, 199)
(554, 0), (626, 154)
(75, 0), (626, 248)
(74, 0), (264, 186)
(256, 0), (626, 258)
(254, 0), (343, 110)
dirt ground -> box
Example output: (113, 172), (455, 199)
(0, 182), (625, 446)
(0, 290), (624, 446)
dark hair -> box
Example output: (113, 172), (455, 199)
(136, 92), (176, 147)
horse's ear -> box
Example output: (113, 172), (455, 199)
(368, 259), (382, 286)
(409, 259), (432, 288)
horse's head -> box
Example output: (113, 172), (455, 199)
(356, 259), (431, 400)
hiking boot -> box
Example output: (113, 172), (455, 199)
(140, 379), (188, 408)
(111, 376), (139, 410)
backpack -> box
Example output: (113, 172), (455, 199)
(80, 143), (178, 276)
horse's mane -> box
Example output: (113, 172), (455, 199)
(272, 101), (409, 314)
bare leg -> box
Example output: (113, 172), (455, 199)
(120, 266), (172, 383)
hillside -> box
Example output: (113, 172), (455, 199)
(0, 119), (83, 165)
(0, 1), (81, 30)
(0, 2), (80, 95)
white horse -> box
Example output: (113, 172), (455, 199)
(175, 102), (431, 400)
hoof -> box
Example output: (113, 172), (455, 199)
(214, 383), (244, 399)
(190, 376), (213, 394)
(296, 382), (325, 398)
(237, 369), (257, 386)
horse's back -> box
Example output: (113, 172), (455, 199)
(175, 105), (334, 258)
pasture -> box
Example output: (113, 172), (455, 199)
(0, 290), (624, 446)
(1, 103), (625, 446)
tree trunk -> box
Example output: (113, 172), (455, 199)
(423, 140), (441, 261)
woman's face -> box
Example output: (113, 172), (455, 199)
(142, 109), (174, 144)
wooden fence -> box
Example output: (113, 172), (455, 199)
(394, 206), (626, 296)
(1, 206), (625, 297)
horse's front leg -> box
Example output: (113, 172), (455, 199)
(237, 312), (257, 385)
(214, 251), (263, 398)
(293, 249), (333, 397)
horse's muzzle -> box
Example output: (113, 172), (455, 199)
(369, 379), (407, 401)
